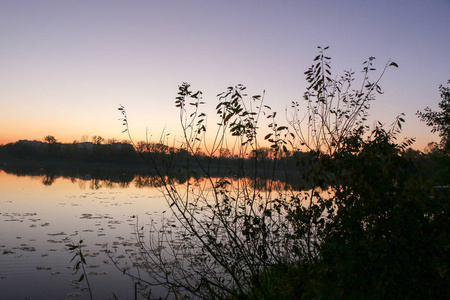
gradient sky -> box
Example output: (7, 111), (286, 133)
(1, 0), (449, 151)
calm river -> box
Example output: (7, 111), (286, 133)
(0, 169), (170, 299)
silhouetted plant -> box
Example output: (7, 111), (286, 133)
(67, 239), (93, 300)
(113, 48), (448, 299)
(43, 135), (58, 144)
(311, 123), (447, 299)
(117, 82), (299, 299)
(417, 80), (450, 153)
(416, 81), (450, 185)
(288, 46), (399, 155)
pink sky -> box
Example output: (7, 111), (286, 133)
(1, 0), (449, 151)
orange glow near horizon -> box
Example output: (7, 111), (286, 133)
(0, 128), (438, 153)
(1, 2), (447, 154)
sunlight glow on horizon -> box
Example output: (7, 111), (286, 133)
(1, 1), (449, 152)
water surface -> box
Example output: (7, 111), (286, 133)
(0, 170), (169, 299)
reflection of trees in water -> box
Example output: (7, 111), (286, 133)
(132, 175), (192, 188)
(134, 175), (164, 188)
(89, 179), (102, 190)
(0, 164), (300, 191)
(78, 179), (86, 189)
(86, 178), (130, 189)
(42, 174), (56, 186)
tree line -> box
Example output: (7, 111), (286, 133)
(0, 135), (448, 191)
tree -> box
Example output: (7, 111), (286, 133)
(107, 138), (118, 144)
(136, 141), (150, 152)
(92, 135), (105, 145)
(114, 49), (447, 299)
(43, 135), (57, 144)
(312, 124), (448, 299)
(42, 135), (61, 157)
(218, 148), (232, 158)
(417, 81), (450, 184)
(417, 80), (450, 153)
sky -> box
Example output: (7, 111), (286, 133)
(1, 0), (449, 151)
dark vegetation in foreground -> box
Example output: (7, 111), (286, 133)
(110, 50), (450, 300)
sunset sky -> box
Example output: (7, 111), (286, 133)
(1, 0), (449, 151)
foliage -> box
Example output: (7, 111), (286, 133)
(44, 135), (58, 144)
(416, 81), (450, 185)
(288, 46), (398, 155)
(67, 240), (93, 300)
(312, 125), (448, 299)
(417, 80), (450, 153)
(117, 83), (295, 299)
(113, 49), (449, 299)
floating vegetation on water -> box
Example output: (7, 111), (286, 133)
(47, 239), (63, 244)
(66, 292), (81, 298)
(87, 264), (100, 268)
(48, 232), (66, 236)
(1, 176), (170, 299)
(88, 271), (107, 275)
(20, 246), (36, 252)
(23, 213), (37, 217)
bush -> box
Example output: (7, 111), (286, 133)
(113, 49), (449, 299)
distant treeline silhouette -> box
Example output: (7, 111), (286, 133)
(0, 139), (138, 163)
(0, 139), (315, 187)
(0, 138), (445, 187)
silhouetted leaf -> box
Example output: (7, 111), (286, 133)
(389, 62), (398, 68)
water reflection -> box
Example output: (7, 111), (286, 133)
(42, 173), (56, 186)
(0, 163), (301, 191)
(0, 162), (310, 299)
(0, 163), (164, 189)
(0, 169), (167, 299)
